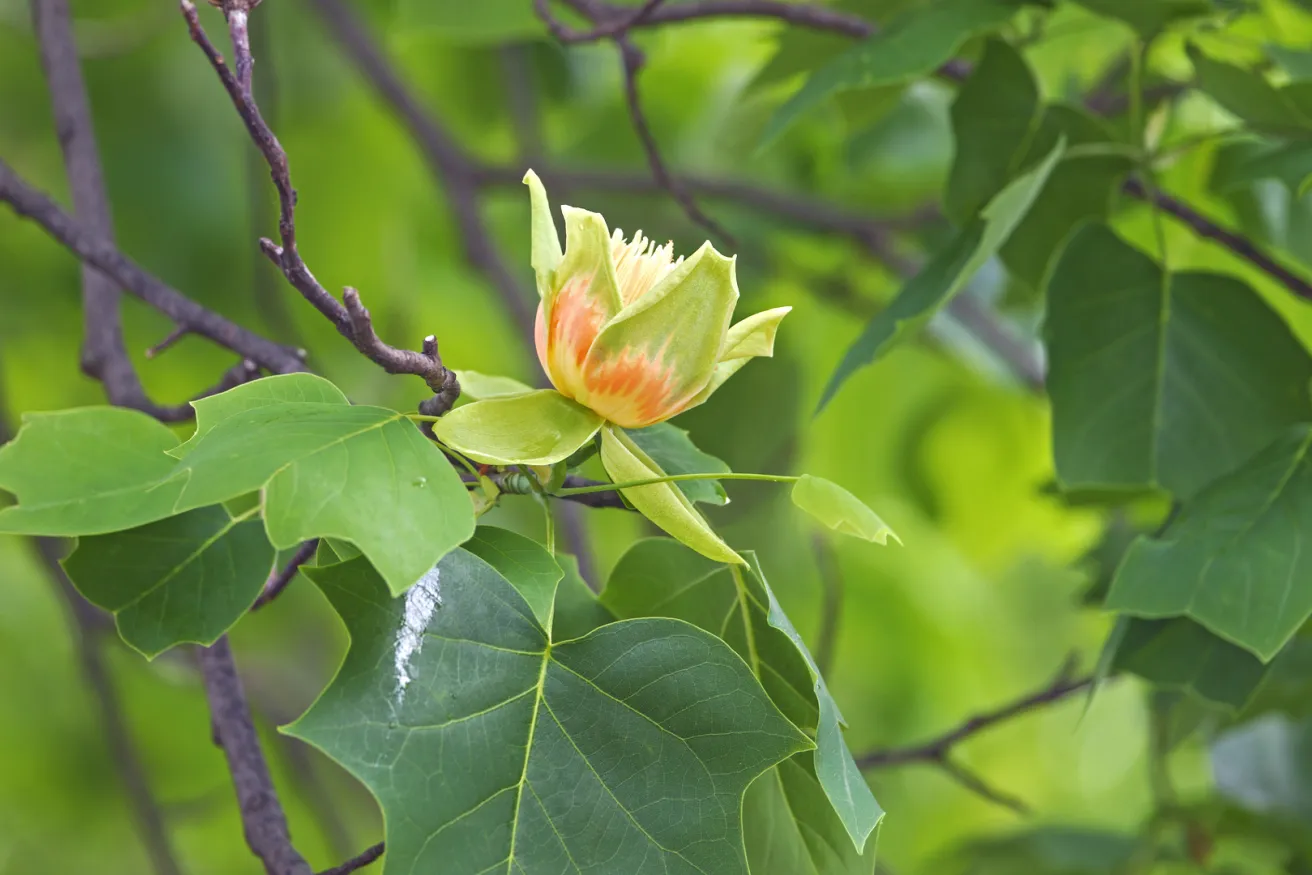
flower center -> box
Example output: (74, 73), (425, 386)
(611, 229), (683, 305)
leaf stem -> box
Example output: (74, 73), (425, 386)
(553, 472), (799, 496)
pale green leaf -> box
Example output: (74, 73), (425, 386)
(1106, 426), (1312, 660)
(287, 551), (809, 874)
(792, 475), (898, 545)
(63, 507), (275, 658)
(433, 389), (604, 466)
(174, 373), (349, 458)
(452, 370), (535, 401)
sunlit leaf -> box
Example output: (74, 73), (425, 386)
(792, 475), (898, 545)
(287, 550), (810, 874)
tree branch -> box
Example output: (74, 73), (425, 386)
(251, 539), (319, 610)
(0, 158), (306, 376)
(307, 0), (537, 343)
(198, 636), (313, 875)
(317, 843), (384, 875)
(855, 660), (1091, 810)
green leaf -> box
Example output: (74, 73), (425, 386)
(758, 0), (1020, 148)
(1044, 224), (1312, 500)
(601, 540), (884, 857)
(287, 551), (810, 874)
(550, 554), (615, 642)
(174, 373), (349, 457)
(1190, 47), (1312, 137)
(948, 826), (1138, 875)
(945, 39), (1041, 224)
(172, 402), (474, 595)
(451, 370), (535, 401)
(1106, 426), (1312, 661)
(462, 526), (563, 633)
(1268, 44), (1312, 81)
(433, 389), (604, 466)
(792, 475), (898, 545)
(599, 424), (743, 564)
(817, 137), (1064, 410)
(62, 506), (275, 658)
(625, 422), (731, 506)
(1072, 0), (1212, 36)
(1109, 617), (1268, 711)
(0, 407), (187, 535)
(745, 756), (878, 875)
(1210, 140), (1312, 194)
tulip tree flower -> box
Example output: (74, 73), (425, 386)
(435, 171), (791, 564)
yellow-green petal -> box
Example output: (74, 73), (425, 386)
(523, 169), (562, 295)
(599, 425), (744, 565)
(556, 206), (622, 314)
(433, 390), (603, 467)
(720, 306), (792, 361)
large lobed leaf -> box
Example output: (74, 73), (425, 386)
(286, 532), (810, 875)
(601, 539), (882, 868)
(1045, 224), (1312, 501)
(0, 374), (475, 596)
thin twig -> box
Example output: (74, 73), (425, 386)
(198, 636), (313, 875)
(317, 843), (384, 875)
(856, 661), (1092, 810)
(251, 539), (319, 610)
(307, 0), (537, 343)
(0, 158), (305, 377)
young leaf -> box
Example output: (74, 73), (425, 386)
(759, 0), (1020, 148)
(432, 389), (604, 466)
(451, 370), (534, 401)
(817, 138), (1064, 411)
(62, 507), (275, 658)
(599, 424), (744, 564)
(171, 402), (475, 595)
(625, 422), (731, 505)
(1045, 224), (1312, 500)
(1109, 617), (1269, 712)
(0, 407), (186, 535)
(601, 540), (884, 857)
(286, 550), (810, 875)
(1106, 426), (1312, 661)
(792, 475), (898, 545)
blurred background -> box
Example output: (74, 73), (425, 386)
(6, 0), (1312, 872)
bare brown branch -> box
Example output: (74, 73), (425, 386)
(317, 843), (384, 875)
(251, 539), (320, 610)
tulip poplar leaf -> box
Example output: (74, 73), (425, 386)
(62, 506), (276, 658)
(462, 526), (563, 633)
(602, 539), (884, 856)
(286, 549), (810, 875)
(759, 0), (1021, 147)
(174, 373), (350, 457)
(433, 389), (604, 466)
(1108, 616), (1268, 711)
(625, 422), (731, 505)
(1107, 426), (1312, 661)
(818, 137), (1064, 412)
(1045, 224), (1312, 500)
(792, 476), (898, 545)
(451, 370), (534, 401)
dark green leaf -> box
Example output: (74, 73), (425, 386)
(1268, 45), (1312, 81)
(745, 756), (878, 875)
(1110, 617), (1268, 711)
(62, 506), (275, 657)
(0, 408), (185, 535)
(601, 539), (883, 856)
(1072, 0), (1212, 36)
(948, 826), (1138, 874)
(1106, 426), (1312, 660)
(1210, 140), (1312, 194)
(462, 526), (563, 632)
(818, 139), (1064, 411)
(626, 422), (731, 505)
(1045, 224), (1312, 500)
(945, 39), (1041, 223)
(287, 550), (809, 874)
(549, 554), (615, 642)
(760, 0), (1020, 148)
